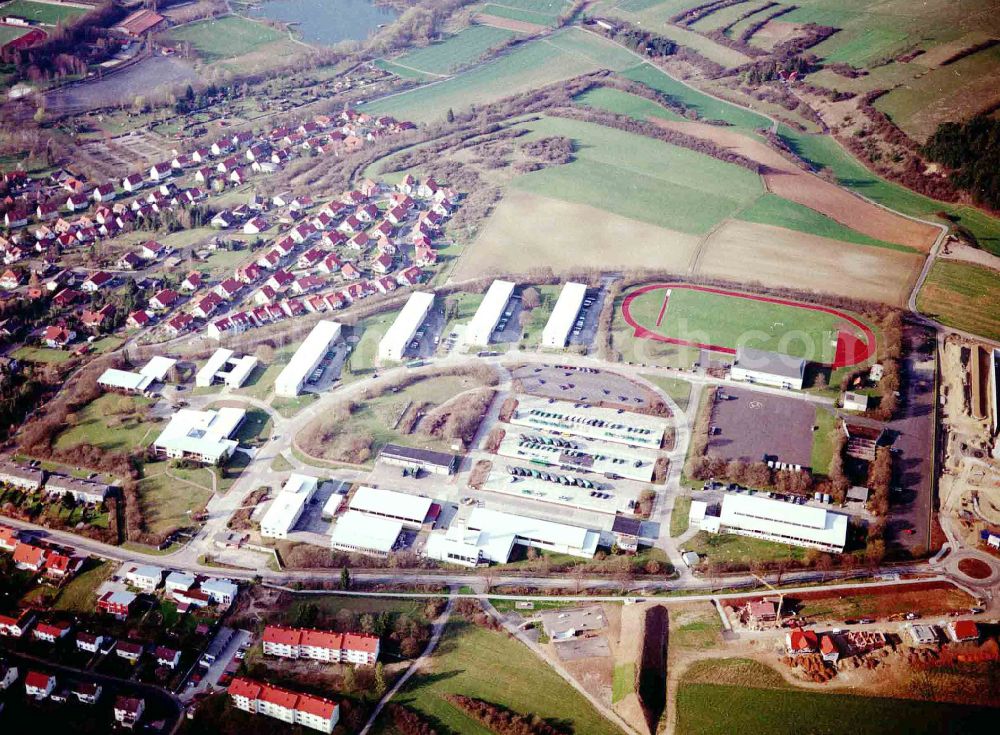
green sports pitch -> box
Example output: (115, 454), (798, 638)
(621, 284), (876, 367)
(0, 0), (88, 25)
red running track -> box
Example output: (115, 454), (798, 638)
(620, 283), (876, 369)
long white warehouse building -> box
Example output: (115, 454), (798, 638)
(542, 282), (587, 349)
(713, 493), (847, 553)
(260, 473), (319, 539)
(466, 279), (515, 346)
(377, 292), (434, 363)
(274, 321), (342, 397)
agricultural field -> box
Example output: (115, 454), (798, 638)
(621, 283), (875, 366)
(384, 24), (518, 76)
(167, 15), (300, 69)
(916, 260), (1000, 342)
(372, 619), (621, 735)
(575, 86), (686, 122)
(362, 28), (638, 122)
(0, 0), (87, 25)
(478, 0), (570, 27)
(677, 658), (997, 735)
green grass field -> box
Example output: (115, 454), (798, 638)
(0, 24), (29, 44)
(12, 346), (73, 364)
(623, 64), (770, 131)
(54, 394), (160, 452)
(670, 494), (692, 537)
(361, 28), (638, 122)
(480, 0), (569, 26)
(372, 619), (620, 735)
(512, 115), (762, 234)
(736, 194), (916, 253)
(641, 374), (693, 411)
(627, 285), (844, 363)
(168, 15), (286, 62)
(916, 260), (1000, 341)
(677, 658), (997, 735)
(810, 407), (837, 476)
(53, 560), (113, 612)
(684, 530), (806, 565)
(0, 0), (87, 25)
(575, 86), (686, 122)
(138, 461), (213, 537)
(374, 59), (435, 80)
(387, 24), (517, 75)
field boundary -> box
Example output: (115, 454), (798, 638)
(620, 282), (877, 367)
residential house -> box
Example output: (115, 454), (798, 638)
(73, 681), (103, 704)
(81, 304), (115, 331)
(181, 271), (202, 292)
(82, 270), (113, 292)
(0, 660), (18, 691)
(76, 632), (105, 654)
(114, 696), (145, 729)
(154, 646), (181, 669)
(93, 183), (117, 202)
(33, 621), (72, 643)
(24, 671), (56, 700)
(116, 640), (144, 663)
(0, 610), (35, 637)
(97, 590), (135, 619)
(127, 310), (152, 329)
(193, 292), (223, 319)
(139, 240), (168, 260)
(149, 288), (179, 310)
(122, 174), (144, 193)
(13, 542), (48, 572)
(42, 325), (76, 348)
(124, 564), (164, 591)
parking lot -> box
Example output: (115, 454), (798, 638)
(511, 395), (671, 450)
(405, 302), (447, 360)
(491, 291), (524, 345)
(706, 387), (816, 468)
(566, 288), (603, 348)
(510, 364), (663, 410)
(497, 429), (658, 482)
(481, 461), (645, 515)
(302, 343), (350, 394)
(288, 480), (350, 544)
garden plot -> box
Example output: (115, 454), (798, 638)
(510, 395), (670, 449)
(498, 428), (659, 482)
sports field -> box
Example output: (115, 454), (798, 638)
(167, 15), (287, 62)
(621, 284), (876, 366)
(0, 24), (29, 45)
(386, 24), (518, 76)
(362, 28), (637, 122)
(0, 0), (87, 25)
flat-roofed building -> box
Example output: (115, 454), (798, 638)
(98, 368), (153, 394)
(730, 347), (806, 390)
(541, 282), (587, 349)
(466, 279), (515, 346)
(260, 474), (319, 539)
(151, 407), (245, 465)
(141, 356), (176, 382)
(0, 460), (43, 491)
(274, 321), (342, 397)
(349, 486), (432, 527)
(196, 348), (259, 388)
(378, 443), (458, 475)
(330, 511), (402, 556)
(45, 474), (110, 504)
(715, 493), (847, 553)
(426, 508), (600, 567)
(378, 291), (434, 362)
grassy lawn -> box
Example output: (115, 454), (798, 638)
(54, 394), (160, 453)
(641, 374), (692, 411)
(737, 193), (915, 253)
(684, 530), (806, 565)
(0, 0), (88, 24)
(810, 407), (838, 476)
(518, 284), (560, 347)
(372, 619), (620, 735)
(916, 260), (1000, 341)
(53, 560), (114, 612)
(677, 657), (996, 735)
(279, 594), (427, 625)
(234, 346), (295, 401)
(90, 336), (124, 354)
(137, 461), (213, 537)
(347, 310), (399, 375)
(270, 393), (318, 418)
(270, 454), (293, 472)
(362, 28), (637, 123)
(167, 15), (286, 62)
(612, 662), (635, 704)
(441, 291), (485, 343)
(624, 284), (845, 363)
(12, 346), (73, 363)
(670, 494), (692, 537)
(234, 408), (272, 446)
(512, 115), (762, 235)
(388, 24), (517, 75)
(576, 86), (687, 122)
(623, 63), (770, 132)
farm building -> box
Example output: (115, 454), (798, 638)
(466, 279), (515, 346)
(708, 493), (847, 553)
(113, 9), (165, 37)
(541, 282), (587, 349)
(377, 443), (458, 475)
(151, 407), (245, 465)
(348, 486), (434, 527)
(730, 347), (805, 390)
(377, 291), (434, 362)
(260, 474), (319, 539)
(274, 321), (342, 397)
(196, 348), (259, 388)
(330, 511), (403, 556)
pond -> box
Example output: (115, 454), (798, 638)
(246, 0), (399, 45)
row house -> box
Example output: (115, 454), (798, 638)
(262, 625), (380, 665)
(33, 621), (72, 643)
(229, 678), (339, 734)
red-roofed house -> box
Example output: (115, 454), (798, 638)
(228, 678), (339, 733)
(25, 671), (56, 700)
(0, 609), (36, 637)
(33, 621), (72, 643)
(785, 629), (819, 655)
(193, 292), (223, 319)
(820, 635), (839, 662)
(149, 288), (179, 310)
(42, 325), (76, 348)
(44, 552), (82, 580)
(13, 542), (48, 572)
(947, 620), (979, 643)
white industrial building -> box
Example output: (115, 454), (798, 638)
(378, 444), (458, 475)
(97, 356), (177, 394)
(330, 511), (402, 556)
(541, 282), (587, 349)
(991, 347), (999, 436)
(466, 279), (515, 346)
(151, 407), (245, 465)
(730, 347), (806, 390)
(425, 508), (600, 567)
(196, 348), (259, 388)
(274, 321), (342, 397)
(260, 473), (319, 539)
(377, 291), (434, 363)
(349, 486), (433, 527)
(695, 493), (847, 553)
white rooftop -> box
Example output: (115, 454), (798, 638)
(466, 507), (599, 555)
(467, 279), (515, 346)
(283, 473), (319, 498)
(274, 320), (342, 397)
(140, 356), (177, 381)
(330, 511), (402, 553)
(378, 291), (434, 362)
(98, 368), (153, 392)
(260, 491), (308, 538)
(719, 493), (847, 550)
(542, 282), (587, 348)
(350, 486), (432, 524)
(152, 407), (245, 463)
(196, 348), (234, 387)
